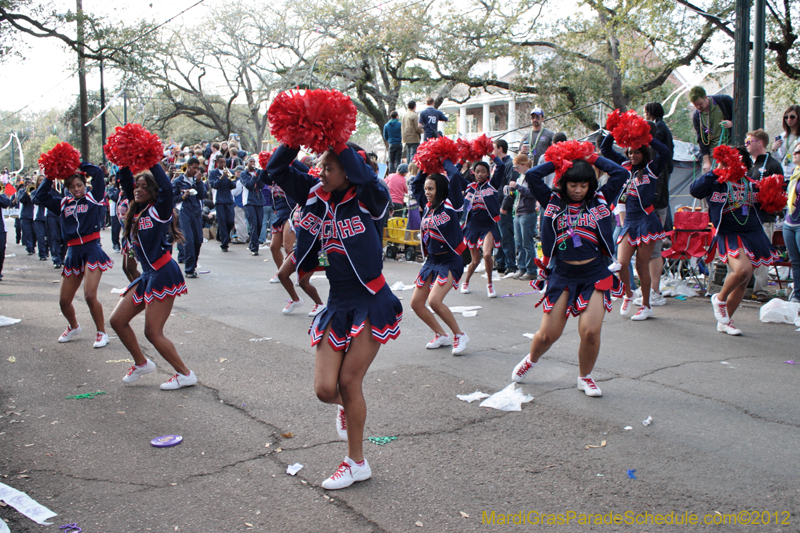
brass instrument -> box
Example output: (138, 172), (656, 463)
(223, 168), (235, 181)
(27, 184), (36, 195)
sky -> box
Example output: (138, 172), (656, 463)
(0, 0), (204, 116)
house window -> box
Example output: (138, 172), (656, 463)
(466, 116), (477, 134)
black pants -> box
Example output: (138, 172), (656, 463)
(20, 218), (35, 253)
(47, 216), (64, 265)
(216, 203), (235, 249)
(388, 143), (403, 174)
(179, 210), (203, 273)
(245, 204), (263, 253)
(34, 219), (48, 259)
(0, 232), (6, 276)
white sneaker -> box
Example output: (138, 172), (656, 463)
(717, 320), (742, 336)
(269, 274), (280, 284)
(321, 457), (371, 490)
(93, 331), (109, 348)
(577, 375), (602, 397)
(282, 298), (304, 314)
(487, 284), (497, 298)
(649, 290), (667, 306)
(336, 405), (348, 441)
(711, 294), (730, 325)
(452, 332), (469, 355)
(631, 306), (653, 321)
(426, 333), (452, 349)
(459, 283), (470, 294)
(619, 296), (634, 316)
(58, 324), (81, 343)
(122, 359), (156, 383)
(511, 354), (536, 382)
(160, 370), (198, 390)
(308, 304), (325, 317)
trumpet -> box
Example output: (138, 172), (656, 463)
(27, 184), (36, 195)
(223, 168), (235, 181)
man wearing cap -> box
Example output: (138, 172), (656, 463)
(385, 163), (409, 215)
(208, 153), (237, 252)
(520, 107), (554, 160)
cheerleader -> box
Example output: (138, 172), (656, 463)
(690, 147), (780, 335)
(600, 133), (669, 320)
(409, 160), (470, 354)
(34, 162), (113, 348)
(511, 146), (628, 397)
(459, 156), (506, 298)
(266, 141), (401, 490)
(261, 171), (296, 283)
(109, 163), (196, 389)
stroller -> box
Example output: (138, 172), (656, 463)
(661, 204), (713, 292)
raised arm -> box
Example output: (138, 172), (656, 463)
(441, 159), (465, 211)
(595, 155), (629, 201)
(150, 163), (176, 220)
(335, 143), (389, 219)
(410, 170), (427, 209)
(488, 156), (506, 189)
(522, 161), (556, 206)
(600, 134), (627, 165)
(690, 170), (719, 199)
(264, 144), (314, 205)
(645, 137), (670, 178)
(118, 167), (135, 202)
(81, 162), (106, 203)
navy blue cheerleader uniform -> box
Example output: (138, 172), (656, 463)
(601, 135), (670, 247)
(34, 163), (114, 277)
(411, 160), (468, 289)
(524, 154), (629, 316)
(690, 172), (779, 267)
(116, 196), (132, 255)
(462, 157), (506, 249)
(267, 144), (402, 351)
(119, 164), (187, 304)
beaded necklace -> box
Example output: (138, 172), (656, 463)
(558, 203), (584, 250)
(725, 180), (752, 226)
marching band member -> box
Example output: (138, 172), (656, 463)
(171, 157), (206, 278)
(208, 153), (237, 251)
(241, 157), (266, 256)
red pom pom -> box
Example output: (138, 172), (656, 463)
(38, 142), (81, 181)
(267, 89), (357, 154)
(308, 166), (321, 178)
(712, 145), (747, 184)
(471, 134), (494, 159)
(456, 138), (474, 162)
(544, 140), (596, 187)
(104, 123), (163, 174)
(605, 109), (622, 132)
(610, 110), (652, 150)
(757, 174), (788, 214)
(413, 136), (459, 174)
(258, 151), (272, 170)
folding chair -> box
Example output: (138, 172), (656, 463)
(661, 204), (713, 292)
(769, 231), (793, 290)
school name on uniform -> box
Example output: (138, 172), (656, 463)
(421, 212), (451, 230)
(138, 216), (154, 230)
(63, 203), (89, 217)
(298, 212), (366, 238)
(465, 188), (496, 199)
(710, 190), (747, 203)
(544, 204), (611, 225)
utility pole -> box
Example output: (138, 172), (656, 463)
(751, 0), (766, 131)
(100, 57), (107, 164)
(123, 90), (128, 125)
(76, 0), (90, 161)
(732, 0), (750, 146)
(9, 131), (15, 172)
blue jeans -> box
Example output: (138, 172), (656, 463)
(783, 223), (800, 300)
(496, 211), (516, 271)
(260, 206), (276, 243)
(514, 212), (538, 275)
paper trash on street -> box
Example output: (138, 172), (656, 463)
(286, 463), (303, 476)
(0, 316), (21, 327)
(479, 383), (533, 411)
(457, 391), (490, 403)
(448, 306), (482, 317)
(0, 482), (57, 525)
(389, 281), (415, 291)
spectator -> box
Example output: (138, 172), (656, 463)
(508, 154), (537, 280)
(385, 163), (409, 215)
(773, 105), (800, 176)
(689, 86), (734, 174)
(494, 139), (518, 275)
(383, 111), (403, 174)
(520, 107), (554, 159)
(402, 100), (424, 163)
(782, 145), (800, 302)
(418, 97), (448, 142)
(746, 128), (784, 301)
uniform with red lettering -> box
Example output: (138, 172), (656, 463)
(409, 159), (470, 354)
(266, 141), (401, 490)
(460, 157), (506, 297)
(510, 150), (628, 397)
(110, 163), (196, 390)
(35, 162), (113, 347)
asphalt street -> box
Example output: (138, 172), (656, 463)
(1, 228), (799, 532)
